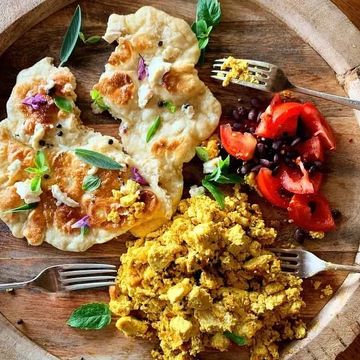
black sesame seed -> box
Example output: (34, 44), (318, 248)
(331, 209), (342, 220)
(39, 140), (45, 146)
(44, 174), (50, 179)
(16, 319), (24, 325)
(108, 139), (114, 145)
(183, 103), (190, 109)
(56, 123), (62, 129)
(56, 131), (63, 137)
(157, 100), (164, 107)
(158, 40), (163, 47)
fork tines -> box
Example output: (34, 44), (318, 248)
(59, 263), (117, 291)
(270, 248), (300, 274)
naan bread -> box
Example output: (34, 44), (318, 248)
(0, 58), (169, 251)
(93, 6), (222, 235)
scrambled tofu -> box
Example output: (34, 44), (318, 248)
(109, 186), (306, 360)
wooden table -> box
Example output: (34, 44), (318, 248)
(331, 2), (360, 359)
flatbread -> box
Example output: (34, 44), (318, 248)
(0, 58), (168, 251)
(92, 6), (222, 235)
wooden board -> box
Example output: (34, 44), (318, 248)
(0, 0), (360, 359)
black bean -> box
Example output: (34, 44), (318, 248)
(251, 164), (262, 173)
(108, 139), (114, 145)
(232, 109), (240, 121)
(256, 143), (265, 155)
(290, 137), (302, 147)
(237, 106), (247, 117)
(294, 228), (308, 243)
(39, 140), (45, 146)
(232, 122), (242, 130)
(248, 109), (258, 121)
(272, 165), (280, 176)
(248, 126), (255, 133)
(259, 159), (271, 167)
(256, 111), (263, 122)
(56, 123), (62, 129)
(250, 97), (262, 108)
(272, 140), (282, 151)
(273, 153), (280, 164)
(308, 201), (317, 213)
(331, 209), (342, 220)
(239, 164), (252, 175)
(158, 40), (163, 47)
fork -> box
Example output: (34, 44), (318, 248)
(0, 263), (117, 292)
(212, 59), (360, 110)
(271, 248), (360, 278)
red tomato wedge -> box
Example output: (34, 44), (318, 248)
(256, 102), (302, 139)
(300, 103), (336, 150)
(256, 167), (290, 209)
(296, 135), (324, 162)
(288, 193), (335, 231)
(220, 124), (257, 161)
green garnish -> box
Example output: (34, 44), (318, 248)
(90, 89), (109, 111)
(195, 146), (209, 162)
(163, 100), (176, 113)
(146, 116), (161, 143)
(202, 179), (224, 209)
(25, 150), (49, 193)
(67, 303), (111, 330)
(79, 32), (101, 44)
(192, 0), (221, 64)
(54, 96), (73, 113)
(30, 176), (42, 192)
(2, 203), (38, 214)
(223, 331), (247, 346)
(74, 149), (122, 170)
(82, 175), (101, 192)
(80, 226), (90, 236)
(59, 5), (82, 67)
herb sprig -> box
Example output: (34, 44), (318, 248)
(2, 203), (38, 214)
(146, 116), (161, 143)
(54, 96), (73, 113)
(192, 0), (221, 64)
(25, 150), (49, 192)
(67, 303), (111, 330)
(90, 89), (109, 112)
(79, 32), (101, 44)
(74, 149), (122, 170)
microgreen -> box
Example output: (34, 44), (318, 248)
(54, 96), (73, 113)
(79, 32), (101, 44)
(146, 116), (161, 143)
(2, 203), (38, 214)
(202, 178), (225, 209)
(223, 331), (247, 346)
(163, 100), (177, 113)
(74, 149), (122, 170)
(67, 303), (111, 330)
(25, 150), (49, 193)
(90, 89), (109, 111)
(82, 175), (101, 192)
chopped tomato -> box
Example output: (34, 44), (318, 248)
(300, 103), (336, 150)
(256, 167), (290, 209)
(220, 124), (257, 161)
(288, 193), (335, 231)
(256, 102), (302, 138)
(296, 135), (324, 162)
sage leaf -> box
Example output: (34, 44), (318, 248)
(202, 179), (224, 209)
(67, 303), (111, 330)
(75, 149), (122, 170)
(59, 5), (82, 67)
(82, 175), (101, 192)
(223, 331), (247, 346)
(2, 203), (38, 214)
(54, 96), (73, 113)
(146, 116), (161, 143)
(195, 147), (209, 162)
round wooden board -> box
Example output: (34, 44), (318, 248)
(0, 1), (360, 359)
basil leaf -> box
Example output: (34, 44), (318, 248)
(202, 179), (224, 209)
(146, 116), (161, 143)
(90, 89), (109, 111)
(67, 303), (111, 330)
(223, 331), (247, 346)
(30, 176), (42, 192)
(35, 150), (46, 168)
(75, 149), (122, 170)
(86, 35), (101, 44)
(164, 101), (176, 113)
(54, 96), (73, 113)
(196, 0), (221, 26)
(2, 203), (38, 214)
(25, 167), (42, 174)
(195, 147), (209, 162)
(82, 175), (101, 192)
(59, 5), (82, 67)
(198, 37), (209, 50)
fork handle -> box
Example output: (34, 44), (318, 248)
(290, 85), (360, 110)
(0, 281), (31, 291)
(325, 262), (360, 273)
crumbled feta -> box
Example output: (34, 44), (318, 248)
(203, 156), (221, 174)
(87, 166), (98, 176)
(181, 104), (195, 119)
(51, 184), (79, 207)
(138, 84), (153, 108)
(39, 78), (55, 93)
(31, 123), (46, 149)
(147, 57), (171, 85)
(62, 83), (73, 93)
(14, 180), (42, 204)
(189, 185), (205, 197)
(7, 159), (22, 176)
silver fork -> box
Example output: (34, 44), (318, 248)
(271, 248), (360, 278)
(212, 58), (360, 110)
(0, 263), (117, 292)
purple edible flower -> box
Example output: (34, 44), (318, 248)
(131, 167), (148, 185)
(22, 94), (48, 110)
(71, 215), (90, 229)
(137, 55), (148, 81)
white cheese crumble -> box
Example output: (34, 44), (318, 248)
(14, 180), (42, 204)
(203, 156), (221, 174)
(51, 184), (79, 207)
(7, 159), (22, 176)
(62, 83), (73, 93)
(189, 185), (205, 197)
(31, 123), (46, 149)
(87, 166), (98, 176)
(147, 56), (171, 86)
(138, 83), (153, 109)
(181, 104), (195, 119)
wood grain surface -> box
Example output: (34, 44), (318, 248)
(0, 1), (360, 360)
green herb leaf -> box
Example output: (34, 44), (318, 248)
(195, 147), (209, 162)
(30, 176), (42, 192)
(2, 203), (38, 214)
(80, 226), (90, 236)
(223, 331), (247, 346)
(198, 37), (209, 50)
(67, 303), (111, 330)
(146, 116), (161, 143)
(164, 100), (177, 113)
(82, 175), (101, 192)
(196, 0), (221, 26)
(202, 179), (225, 209)
(86, 35), (101, 44)
(35, 150), (46, 169)
(90, 89), (109, 111)
(74, 149), (122, 170)
(54, 96), (73, 113)
(59, 5), (82, 67)
(79, 31), (86, 43)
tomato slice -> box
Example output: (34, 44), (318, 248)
(280, 160), (322, 194)
(220, 124), (257, 161)
(256, 102), (302, 139)
(300, 103), (336, 150)
(288, 193), (335, 231)
(296, 135), (324, 162)
(256, 167), (290, 209)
